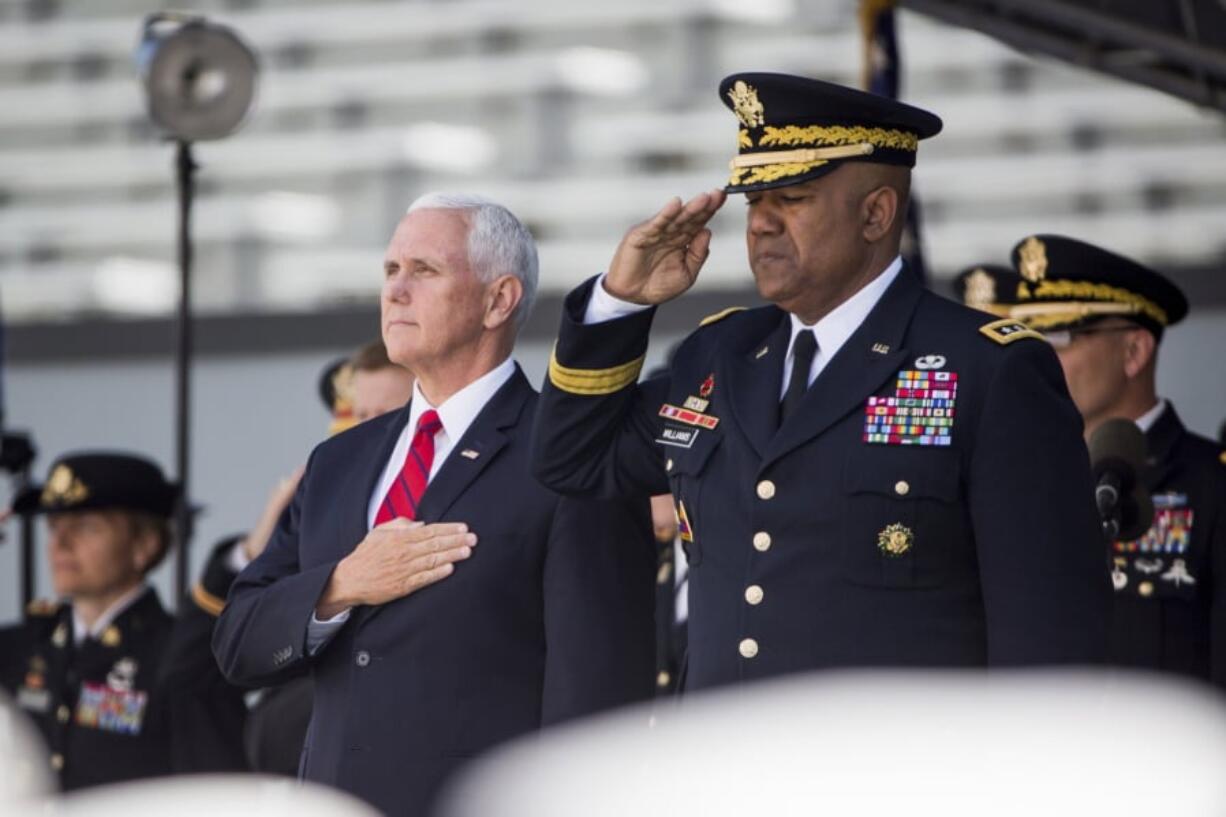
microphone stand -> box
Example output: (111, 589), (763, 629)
(173, 140), (196, 607)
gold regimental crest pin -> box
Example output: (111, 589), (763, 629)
(727, 80), (765, 129)
(1018, 236), (1048, 284)
(41, 464), (89, 507)
(101, 625), (122, 648)
(877, 522), (914, 557)
(965, 268), (996, 309)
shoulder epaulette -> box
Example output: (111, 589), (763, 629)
(978, 318), (1044, 346)
(698, 307), (747, 328)
(25, 598), (60, 617)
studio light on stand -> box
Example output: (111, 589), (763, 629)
(135, 13), (257, 603)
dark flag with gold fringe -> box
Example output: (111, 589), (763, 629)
(860, 0), (930, 287)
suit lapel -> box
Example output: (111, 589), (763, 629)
(415, 367), (530, 522)
(724, 312), (790, 459)
(343, 404), (412, 550)
(1142, 403), (1185, 487)
(761, 269), (922, 470)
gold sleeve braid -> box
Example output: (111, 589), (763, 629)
(548, 346), (645, 396)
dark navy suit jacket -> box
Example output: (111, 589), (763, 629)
(534, 270), (1111, 691)
(213, 367), (654, 816)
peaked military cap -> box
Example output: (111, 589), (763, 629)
(720, 72), (943, 194)
(1007, 234), (1188, 340)
(12, 452), (179, 517)
(952, 263), (1023, 317)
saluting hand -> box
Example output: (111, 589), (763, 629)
(604, 189), (726, 305)
(315, 518), (476, 618)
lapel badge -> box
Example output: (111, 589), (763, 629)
(51, 623), (68, 648)
(460, 449), (480, 460)
(877, 523), (913, 557)
(699, 373), (715, 398)
(871, 343), (890, 355)
(677, 500), (693, 543)
(914, 354), (946, 370)
(107, 657), (138, 692)
(755, 346), (769, 359)
(1134, 558), (1163, 575)
(683, 396), (709, 412)
(101, 625), (122, 648)
(1161, 558), (1195, 587)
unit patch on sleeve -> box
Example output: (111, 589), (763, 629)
(863, 370), (957, 446)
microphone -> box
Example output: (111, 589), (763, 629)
(1088, 418), (1151, 540)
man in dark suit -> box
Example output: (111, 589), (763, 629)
(532, 73), (1110, 692)
(0, 452), (247, 789)
(212, 193), (655, 816)
(1005, 234), (1226, 688)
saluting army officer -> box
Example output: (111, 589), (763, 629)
(1005, 235), (1226, 688)
(0, 452), (246, 789)
(532, 73), (1111, 691)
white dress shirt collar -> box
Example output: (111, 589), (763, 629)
(781, 255), (903, 396)
(72, 583), (149, 646)
(368, 357), (517, 529)
(1134, 398), (1168, 433)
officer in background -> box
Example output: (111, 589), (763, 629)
(1005, 234), (1226, 688)
(533, 73), (1110, 691)
(0, 452), (246, 789)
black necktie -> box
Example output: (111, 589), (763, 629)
(780, 330), (817, 425)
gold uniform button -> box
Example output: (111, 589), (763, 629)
(752, 531), (772, 552)
(656, 671), (671, 688)
(744, 585), (764, 605)
(666, 458), (674, 472)
(739, 638), (759, 659)
(756, 480), (776, 500)
(894, 480), (910, 496)
(1139, 581), (1154, 597)
(56, 705), (71, 724)
(50, 753), (64, 771)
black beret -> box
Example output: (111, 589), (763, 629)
(1008, 234), (1188, 340)
(13, 452), (178, 518)
(720, 72), (942, 194)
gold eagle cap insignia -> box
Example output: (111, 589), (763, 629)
(964, 268), (996, 308)
(877, 522), (914, 557)
(727, 80), (765, 129)
(41, 464), (89, 507)
(1018, 236), (1048, 284)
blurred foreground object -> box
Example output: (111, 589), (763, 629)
(0, 690), (54, 809)
(51, 774), (378, 817)
(444, 670), (1226, 817)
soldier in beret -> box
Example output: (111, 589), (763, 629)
(0, 452), (246, 790)
(1006, 234), (1226, 688)
(532, 72), (1110, 690)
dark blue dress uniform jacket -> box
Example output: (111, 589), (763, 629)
(0, 582), (247, 791)
(1108, 403), (1226, 688)
(532, 270), (1111, 692)
(212, 368), (655, 817)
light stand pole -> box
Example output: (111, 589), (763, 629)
(136, 14), (257, 605)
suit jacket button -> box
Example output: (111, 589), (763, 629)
(752, 531), (771, 552)
(656, 671), (671, 688)
(894, 480), (910, 496)
(355, 650), (371, 667)
(50, 752), (64, 771)
(744, 585), (764, 606)
(739, 638), (759, 659)
(756, 480), (776, 500)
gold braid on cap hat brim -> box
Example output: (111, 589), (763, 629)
(729, 124), (918, 187)
(1012, 280), (1168, 328)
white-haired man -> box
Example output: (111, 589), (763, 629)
(213, 193), (656, 816)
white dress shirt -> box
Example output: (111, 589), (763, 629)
(1134, 398), (1167, 433)
(307, 357), (518, 652)
(72, 583), (149, 646)
(584, 256), (904, 398)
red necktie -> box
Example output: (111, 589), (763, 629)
(375, 409), (442, 525)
